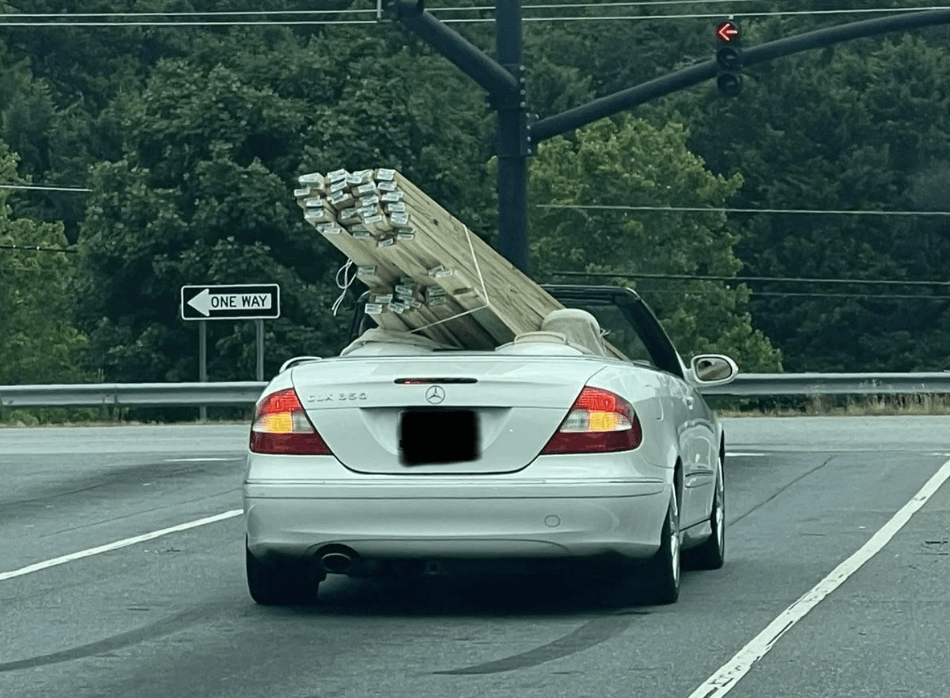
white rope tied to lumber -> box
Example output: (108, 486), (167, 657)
(409, 225), (491, 335)
(331, 259), (357, 316)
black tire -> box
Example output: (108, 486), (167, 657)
(246, 544), (323, 606)
(685, 456), (726, 571)
(641, 494), (681, 605)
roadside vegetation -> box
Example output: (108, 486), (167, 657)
(716, 394), (950, 417)
(2, 1), (949, 420)
(5, 394), (950, 428)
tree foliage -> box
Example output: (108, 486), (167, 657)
(2, 2), (949, 386)
(676, 33), (950, 371)
(529, 117), (780, 370)
(0, 143), (87, 384)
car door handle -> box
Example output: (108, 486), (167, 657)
(685, 396), (695, 409)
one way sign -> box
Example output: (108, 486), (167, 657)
(180, 284), (280, 321)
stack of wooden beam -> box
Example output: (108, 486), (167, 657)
(294, 168), (568, 350)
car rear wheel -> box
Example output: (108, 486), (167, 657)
(685, 457), (726, 570)
(641, 494), (681, 605)
(246, 543), (323, 606)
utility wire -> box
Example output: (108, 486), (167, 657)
(552, 270), (950, 286)
(0, 244), (78, 253)
(750, 290), (950, 299)
(1, 6), (947, 26)
(5, 184), (944, 219)
(0, 1), (940, 17)
(5, 185), (945, 219)
(0, 9), (376, 18)
(522, 0), (778, 8)
(538, 204), (950, 216)
(0, 1), (808, 17)
(0, 20), (377, 27)
(520, 6), (950, 20)
(643, 287), (950, 300)
(0, 184), (92, 192)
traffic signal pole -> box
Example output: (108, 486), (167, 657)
(532, 8), (950, 141)
(383, 0), (530, 271)
(494, 0), (530, 271)
(383, 4), (950, 270)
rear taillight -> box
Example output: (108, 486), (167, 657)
(541, 387), (642, 454)
(249, 387), (332, 455)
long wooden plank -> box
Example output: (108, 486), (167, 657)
(295, 193), (494, 348)
(294, 169), (625, 358)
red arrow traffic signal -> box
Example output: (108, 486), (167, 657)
(716, 20), (740, 43)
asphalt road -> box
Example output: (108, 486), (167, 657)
(2, 416), (949, 698)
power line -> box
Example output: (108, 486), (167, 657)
(0, 1), (941, 17)
(0, 244), (78, 253)
(0, 20), (377, 27)
(519, 6), (950, 21)
(0, 0), (829, 18)
(551, 270), (950, 286)
(0, 184), (92, 192)
(538, 204), (950, 216)
(1, 6), (947, 26)
(0, 9), (376, 18)
(523, 0), (770, 8)
(644, 288), (950, 300)
(750, 290), (950, 300)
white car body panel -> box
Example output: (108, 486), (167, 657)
(291, 355), (608, 474)
(245, 447), (670, 561)
(243, 286), (732, 572)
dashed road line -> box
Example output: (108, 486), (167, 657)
(0, 510), (243, 583)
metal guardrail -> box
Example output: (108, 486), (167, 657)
(0, 382), (267, 408)
(2, 373), (950, 408)
(702, 372), (950, 396)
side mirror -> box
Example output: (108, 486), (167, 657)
(690, 354), (738, 386)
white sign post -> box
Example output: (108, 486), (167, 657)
(181, 285), (281, 419)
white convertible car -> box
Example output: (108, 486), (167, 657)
(243, 285), (737, 606)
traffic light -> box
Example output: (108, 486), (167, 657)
(714, 19), (742, 96)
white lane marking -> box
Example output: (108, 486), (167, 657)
(688, 457), (950, 698)
(0, 509), (243, 583)
(726, 452), (770, 457)
(163, 457), (236, 462)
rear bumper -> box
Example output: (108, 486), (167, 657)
(244, 477), (670, 563)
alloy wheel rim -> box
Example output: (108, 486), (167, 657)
(716, 477), (725, 551)
(671, 517), (680, 585)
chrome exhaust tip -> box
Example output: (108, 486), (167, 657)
(320, 552), (353, 575)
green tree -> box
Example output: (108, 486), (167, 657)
(677, 34), (950, 371)
(75, 60), (347, 382)
(529, 117), (780, 370)
(0, 142), (87, 384)
(74, 23), (493, 382)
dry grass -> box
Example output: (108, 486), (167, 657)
(718, 394), (950, 418)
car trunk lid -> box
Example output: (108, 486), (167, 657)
(290, 355), (604, 474)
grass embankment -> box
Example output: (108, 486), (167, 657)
(716, 394), (950, 418)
